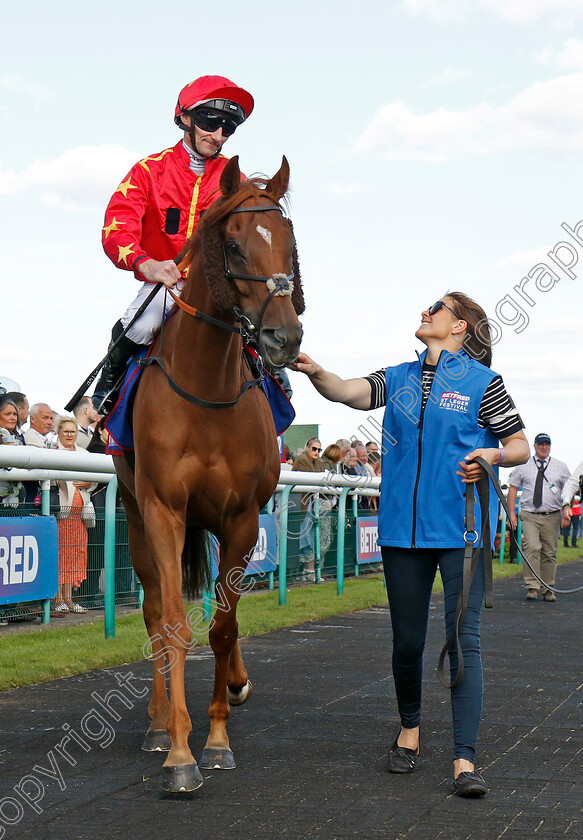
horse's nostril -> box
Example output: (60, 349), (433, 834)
(273, 329), (288, 347)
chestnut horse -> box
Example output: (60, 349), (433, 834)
(114, 156), (304, 792)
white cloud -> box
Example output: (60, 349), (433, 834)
(0, 74), (54, 100)
(402, 0), (469, 21)
(403, 0), (583, 24)
(482, 0), (582, 25)
(494, 247), (551, 278)
(0, 144), (138, 208)
(355, 73), (583, 161)
(424, 67), (472, 87)
(535, 38), (583, 71)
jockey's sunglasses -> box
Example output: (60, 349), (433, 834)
(428, 300), (461, 319)
(192, 108), (239, 137)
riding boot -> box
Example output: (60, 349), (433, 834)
(92, 321), (144, 414)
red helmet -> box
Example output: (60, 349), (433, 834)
(174, 75), (254, 128)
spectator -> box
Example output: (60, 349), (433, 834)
(320, 443), (342, 474)
(507, 433), (570, 601)
(335, 438), (351, 461)
(91, 74), (255, 414)
(370, 458), (382, 511)
(560, 462), (583, 538)
(4, 392), (29, 443)
(0, 397), (20, 445)
(52, 417), (93, 616)
(355, 444), (374, 478)
(72, 396), (99, 450)
(24, 403), (54, 448)
(292, 438), (324, 477)
(293, 291), (528, 796)
(0, 397), (24, 508)
(341, 447), (359, 476)
(292, 438), (325, 581)
(562, 494), (581, 548)
(352, 444), (373, 510)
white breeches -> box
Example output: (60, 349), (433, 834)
(121, 280), (185, 345)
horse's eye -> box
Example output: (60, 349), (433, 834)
(225, 241), (241, 258)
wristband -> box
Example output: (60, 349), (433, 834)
(132, 254), (150, 270)
(497, 448), (505, 465)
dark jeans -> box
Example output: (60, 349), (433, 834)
(562, 515), (580, 547)
(382, 546), (485, 763)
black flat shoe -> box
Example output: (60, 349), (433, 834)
(453, 771), (487, 797)
(387, 733), (419, 774)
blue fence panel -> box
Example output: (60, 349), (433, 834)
(0, 516), (58, 605)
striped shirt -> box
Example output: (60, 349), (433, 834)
(509, 456), (571, 513)
(365, 363), (523, 439)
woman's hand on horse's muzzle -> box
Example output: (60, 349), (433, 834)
(290, 352), (321, 377)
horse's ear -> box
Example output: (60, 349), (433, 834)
(220, 155), (242, 197)
(265, 156), (290, 202)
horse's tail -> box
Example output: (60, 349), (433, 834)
(182, 526), (212, 600)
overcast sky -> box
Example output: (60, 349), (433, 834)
(2, 0), (583, 471)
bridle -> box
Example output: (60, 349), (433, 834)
(138, 200), (296, 408)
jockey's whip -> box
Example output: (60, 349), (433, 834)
(64, 282), (163, 412)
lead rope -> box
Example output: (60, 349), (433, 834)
(438, 456), (583, 690)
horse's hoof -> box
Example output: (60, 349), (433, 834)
(161, 763), (204, 793)
(141, 729), (171, 752)
(198, 747), (236, 770)
(227, 679), (253, 706)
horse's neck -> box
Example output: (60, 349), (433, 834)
(166, 279), (243, 396)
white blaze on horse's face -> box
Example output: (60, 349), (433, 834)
(256, 224), (272, 251)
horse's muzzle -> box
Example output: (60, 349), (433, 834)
(259, 326), (303, 369)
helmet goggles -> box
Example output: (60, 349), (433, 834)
(192, 107), (240, 137)
(186, 98), (246, 137)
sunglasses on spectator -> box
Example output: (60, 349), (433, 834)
(192, 109), (239, 137)
(427, 300), (461, 319)
(310, 446), (322, 453)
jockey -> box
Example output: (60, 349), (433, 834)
(92, 75), (254, 413)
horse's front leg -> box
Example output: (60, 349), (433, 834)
(226, 640), (252, 706)
(199, 517), (257, 770)
(143, 502), (202, 793)
(120, 489), (171, 753)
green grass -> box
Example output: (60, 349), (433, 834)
(1, 548), (580, 692)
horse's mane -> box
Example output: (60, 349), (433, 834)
(179, 177), (305, 315)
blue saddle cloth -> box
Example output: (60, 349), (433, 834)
(105, 346), (295, 455)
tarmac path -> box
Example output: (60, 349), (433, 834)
(1, 561), (582, 840)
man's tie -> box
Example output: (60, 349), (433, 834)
(533, 460), (546, 508)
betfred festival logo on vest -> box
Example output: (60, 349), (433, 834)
(439, 390), (470, 412)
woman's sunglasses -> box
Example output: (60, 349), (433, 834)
(192, 108), (239, 137)
(427, 300), (461, 319)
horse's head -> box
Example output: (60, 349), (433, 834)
(200, 156), (304, 369)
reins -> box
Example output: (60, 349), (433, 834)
(138, 199), (295, 409)
(438, 456), (583, 690)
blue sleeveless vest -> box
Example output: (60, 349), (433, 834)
(378, 348), (500, 549)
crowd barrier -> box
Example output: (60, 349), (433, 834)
(0, 447), (382, 637)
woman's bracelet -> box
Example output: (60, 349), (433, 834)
(497, 448), (505, 465)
